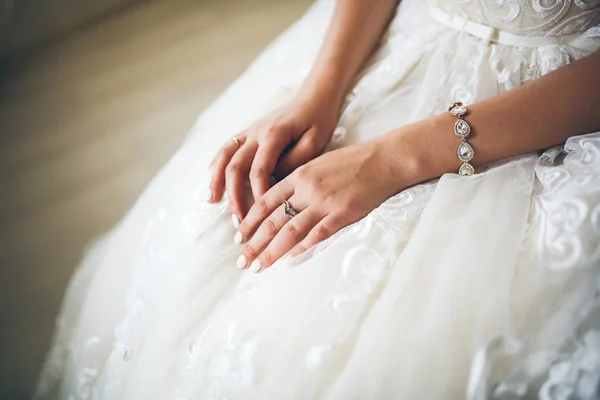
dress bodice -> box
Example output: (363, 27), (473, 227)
(433, 0), (600, 36)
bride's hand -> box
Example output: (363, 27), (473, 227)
(234, 139), (409, 272)
(208, 92), (341, 222)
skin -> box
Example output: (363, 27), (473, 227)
(215, 1), (600, 272)
(208, 0), (400, 222)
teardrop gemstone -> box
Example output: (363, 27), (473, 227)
(453, 119), (470, 138)
(457, 141), (474, 162)
(450, 105), (467, 117)
(458, 162), (475, 176)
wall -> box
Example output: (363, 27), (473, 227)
(0, 0), (139, 54)
(0, 1), (310, 398)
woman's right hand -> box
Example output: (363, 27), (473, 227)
(208, 91), (342, 225)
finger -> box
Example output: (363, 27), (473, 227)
(249, 138), (288, 201)
(209, 135), (244, 203)
(225, 141), (257, 220)
(236, 178), (294, 244)
(274, 128), (321, 177)
(288, 212), (346, 257)
(238, 197), (311, 270)
(250, 207), (323, 272)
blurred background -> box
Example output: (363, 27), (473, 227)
(0, 0), (310, 397)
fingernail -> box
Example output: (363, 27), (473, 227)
(234, 231), (243, 244)
(236, 255), (247, 269)
(207, 189), (213, 203)
(249, 259), (262, 273)
(232, 214), (240, 229)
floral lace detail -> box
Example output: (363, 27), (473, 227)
(437, 0), (600, 36)
(168, 183), (435, 400)
(540, 330), (600, 400)
(174, 304), (261, 399)
(301, 183), (435, 369)
(468, 329), (600, 399)
(534, 133), (600, 270)
(289, 183), (435, 264)
(467, 134), (600, 399)
(34, 1), (600, 399)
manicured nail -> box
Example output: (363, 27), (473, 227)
(207, 189), (213, 203)
(232, 214), (240, 229)
(249, 259), (262, 273)
(234, 231), (243, 244)
(236, 255), (247, 269)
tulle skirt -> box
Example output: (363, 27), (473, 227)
(35, 1), (600, 399)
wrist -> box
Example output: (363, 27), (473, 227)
(297, 68), (347, 112)
(373, 114), (459, 191)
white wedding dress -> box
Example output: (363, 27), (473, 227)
(35, 1), (600, 399)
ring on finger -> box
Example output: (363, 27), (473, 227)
(283, 200), (299, 218)
(231, 136), (242, 147)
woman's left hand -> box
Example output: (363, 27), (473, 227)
(234, 138), (408, 272)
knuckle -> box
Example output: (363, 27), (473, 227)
(303, 139), (321, 154)
(338, 205), (354, 216)
(243, 245), (258, 258)
(309, 179), (324, 192)
(295, 165), (310, 180)
(266, 123), (280, 135)
(282, 222), (299, 238)
(261, 252), (272, 265)
(250, 167), (268, 180)
(338, 199), (357, 214)
(315, 224), (331, 240)
(226, 163), (241, 175)
(256, 198), (269, 215)
(297, 242), (308, 254)
(263, 219), (278, 236)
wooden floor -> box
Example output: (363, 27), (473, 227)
(0, 0), (310, 397)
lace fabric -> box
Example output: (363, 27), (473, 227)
(435, 0), (600, 36)
(35, 1), (600, 399)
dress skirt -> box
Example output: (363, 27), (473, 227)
(35, 0), (600, 399)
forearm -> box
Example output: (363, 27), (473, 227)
(300, 0), (399, 104)
(381, 48), (600, 187)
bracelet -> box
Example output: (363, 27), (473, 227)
(448, 102), (475, 176)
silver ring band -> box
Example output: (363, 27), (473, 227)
(283, 200), (299, 218)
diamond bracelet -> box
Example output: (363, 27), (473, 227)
(449, 102), (475, 176)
